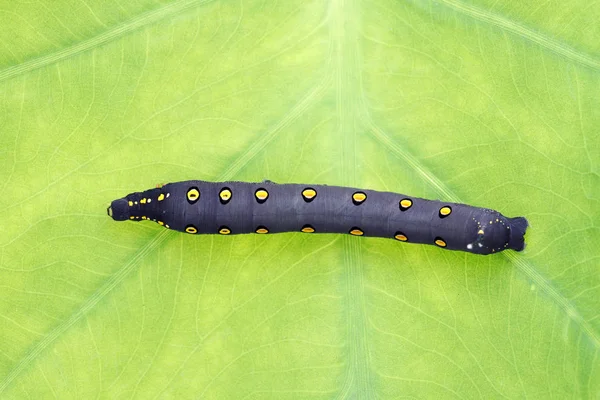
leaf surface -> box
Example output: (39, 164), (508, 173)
(0, 0), (599, 398)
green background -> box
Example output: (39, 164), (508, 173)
(1, 0), (599, 398)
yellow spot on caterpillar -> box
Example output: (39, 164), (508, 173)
(158, 193), (165, 201)
(255, 189), (269, 202)
(219, 227), (231, 235)
(187, 188), (200, 203)
(256, 227), (269, 234)
(352, 192), (367, 205)
(219, 188), (232, 202)
(439, 206), (452, 217)
(301, 225), (315, 233)
(129, 216), (135, 220)
(394, 233), (408, 242)
(158, 221), (164, 226)
(349, 228), (364, 236)
(478, 229), (484, 235)
(353, 192), (366, 201)
(302, 188), (317, 201)
(435, 238), (447, 247)
(140, 198), (147, 204)
(141, 216), (146, 220)
(399, 199), (412, 210)
(128, 201), (133, 207)
(165, 225), (170, 229)
(185, 226), (198, 234)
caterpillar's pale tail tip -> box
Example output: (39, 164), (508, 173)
(508, 217), (528, 252)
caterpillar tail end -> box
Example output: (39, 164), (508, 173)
(507, 217), (528, 251)
(107, 199), (130, 221)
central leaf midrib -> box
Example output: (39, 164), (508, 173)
(330, 0), (375, 397)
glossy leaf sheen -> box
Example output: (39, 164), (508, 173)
(0, 0), (599, 398)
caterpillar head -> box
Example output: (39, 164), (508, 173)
(107, 199), (130, 221)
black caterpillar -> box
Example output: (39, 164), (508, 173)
(107, 180), (528, 255)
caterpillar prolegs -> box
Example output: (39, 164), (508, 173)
(107, 180), (528, 255)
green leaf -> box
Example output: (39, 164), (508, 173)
(1, 0), (598, 398)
